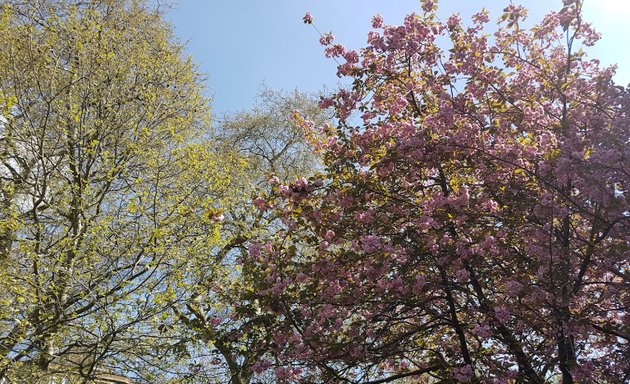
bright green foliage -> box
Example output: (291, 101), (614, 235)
(0, 1), (241, 382)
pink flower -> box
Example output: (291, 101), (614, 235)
(367, 31), (384, 49)
(319, 32), (334, 46)
(377, 162), (394, 178)
(278, 185), (290, 195)
(325, 44), (345, 58)
(271, 278), (288, 294)
(472, 10), (490, 24)
(505, 279), (524, 296)
(249, 243), (262, 258)
(339, 195), (353, 207)
(251, 359), (271, 374)
(343, 49), (360, 64)
(421, 0), (435, 13)
(355, 210), (374, 224)
(274, 366), (291, 380)
(372, 14), (383, 29)
(319, 97), (334, 109)
(391, 94), (408, 114)
(295, 177), (308, 189)
(455, 268), (470, 283)
(452, 364), (473, 382)
(303, 12), (313, 24)
(447, 15), (461, 30)
(253, 196), (267, 210)
(473, 324), (492, 339)
(361, 235), (382, 253)
(412, 275), (426, 293)
(494, 307), (511, 324)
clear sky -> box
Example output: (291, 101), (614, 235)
(165, 0), (630, 115)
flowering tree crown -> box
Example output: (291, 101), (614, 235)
(253, 1), (629, 383)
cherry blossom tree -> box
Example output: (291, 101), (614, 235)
(250, 1), (629, 383)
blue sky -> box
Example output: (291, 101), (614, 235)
(166, 0), (630, 114)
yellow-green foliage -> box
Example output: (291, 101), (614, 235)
(0, 0), (247, 381)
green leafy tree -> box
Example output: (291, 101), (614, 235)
(0, 1), (239, 382)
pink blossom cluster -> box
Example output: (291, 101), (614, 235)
(247, 1), (630, 382)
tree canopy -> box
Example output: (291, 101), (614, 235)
(0, 0), (235, 381)
(251, 1), (629, 383)
(1, 0), (628, 383)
